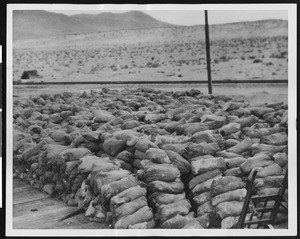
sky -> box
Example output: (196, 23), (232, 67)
(48, 9), (288, 26)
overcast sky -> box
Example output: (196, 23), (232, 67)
(49, 10), (288, 25)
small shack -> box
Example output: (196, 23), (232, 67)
(21, 70), (42, 80)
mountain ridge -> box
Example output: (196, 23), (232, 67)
(13, 10), (288, 41)
(13, 10), (174, 41)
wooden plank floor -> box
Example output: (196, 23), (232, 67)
(13, 178), (109, 229)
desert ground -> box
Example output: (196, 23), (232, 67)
(13, 25), (288, 83)
(13, 25), (288, 104)
(13, 83), (288, 105)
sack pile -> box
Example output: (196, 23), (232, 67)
(209, 176), (247, 228)
(95, 168), (155, 228)
(12, 88), (288, 229)
(188, 156), (226, 227)
(135, 148), (202, 228)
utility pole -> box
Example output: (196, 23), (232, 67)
(205, 10), (212, 94)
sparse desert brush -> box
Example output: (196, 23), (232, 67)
(219, 56), (232, 62)
(253, 59), (262, 63)
(146, 62), (160, 68)
(166, 71), (175, 77)
(264, 62), (273, 66)
(110, 65), (118, 71)
(270, 51), (287, 59)
(89, 67), (98, 74)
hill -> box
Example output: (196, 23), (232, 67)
(71, 10), (173, 31)
(13, 10), (173, 41)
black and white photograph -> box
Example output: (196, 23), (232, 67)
(6, 3), (297, 237)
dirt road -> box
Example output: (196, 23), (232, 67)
(13, 82), (288, 105)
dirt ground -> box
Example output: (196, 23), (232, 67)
(13, 83), (288, 105)
(13, 26), (287, 84)
(12, 23), (288, 106)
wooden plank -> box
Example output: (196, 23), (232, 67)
(13, 181), (49, 204)
(13, 179), (39, 190)
(63, 221), (108, 229)
(13, 180), (30, 188)
(43, 214), (108, 229)
(13, 198), (66, 217)
(13, 187), (44, 196)
(13, 184), (38, 193)
(13, 178), (23, 186)
(14, 205), (73, 222)
(14, 209), (107, 229)
(237, 169), (257, 228)
(13, 191), (49, 204)
(13, 178), (109, 229)
(251, 194), (279, 201)
(244, 218), (272, 226)
(14, 206), (77, 229)
(254, 206), (276, 213)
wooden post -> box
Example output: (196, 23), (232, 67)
(205, 10), (212, 94)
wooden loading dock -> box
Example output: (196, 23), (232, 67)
(13, 178), (109, 229)
(13, 178), (288, 230)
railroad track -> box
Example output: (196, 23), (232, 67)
(13, 80), (288, 85)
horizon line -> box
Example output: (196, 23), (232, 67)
(15, 9), (289, 27)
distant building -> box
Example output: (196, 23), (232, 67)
(21, 70), (42, 80)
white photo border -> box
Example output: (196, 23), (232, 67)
(6, 3), (297, 237)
